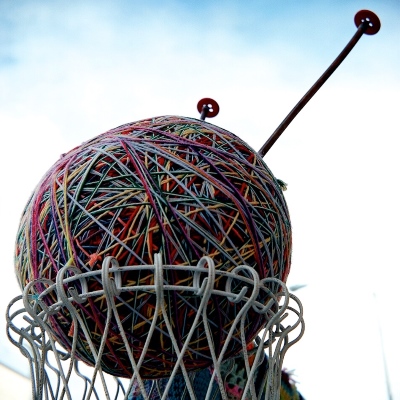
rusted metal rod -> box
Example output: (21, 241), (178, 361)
(200, 104), (210, 120)
(259, 10), (380, 157)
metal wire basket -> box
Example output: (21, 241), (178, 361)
(6, 254), (304, 400)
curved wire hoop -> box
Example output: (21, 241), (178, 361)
(6, 254), (304, 400)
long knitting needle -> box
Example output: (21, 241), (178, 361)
(258, 9), (381, 157)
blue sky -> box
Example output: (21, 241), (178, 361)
(1, 1), (399, 399)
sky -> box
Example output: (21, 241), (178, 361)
(0, 0), (399, 398)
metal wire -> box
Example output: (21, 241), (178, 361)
(7, 255), (304, 400)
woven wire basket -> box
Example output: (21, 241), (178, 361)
(6, 254), (304, 400)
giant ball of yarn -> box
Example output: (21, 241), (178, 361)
(15, 115), (292, 378)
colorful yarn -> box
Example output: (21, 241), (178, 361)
(15, 115), (292, 378)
